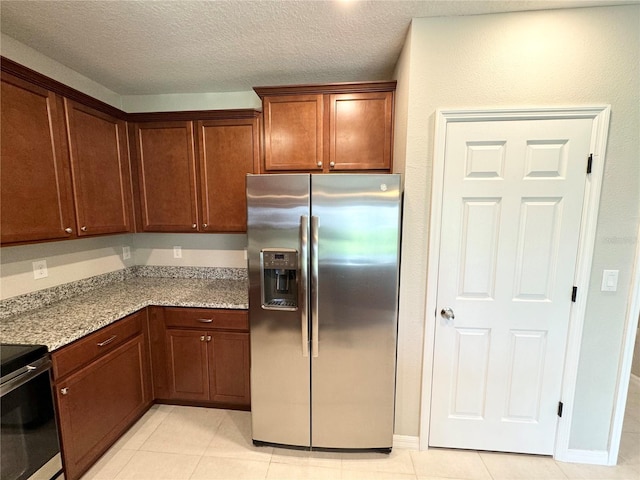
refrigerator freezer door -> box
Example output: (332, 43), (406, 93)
(310, 174), (402, 449)
(247, 174), (311, 447)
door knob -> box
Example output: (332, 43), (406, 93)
(440, 307), (455, 320)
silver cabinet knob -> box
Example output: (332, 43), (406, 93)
(317, 162), (323, 167)
(206, 335), (212, 342)
(200, 335), (206, 342)
(329, 161), (335, 167)
(64, 227), (73, 234)
(192, 224), (197, 229)
(202, 223), (208, 229)
(440, 307), (455, 320)
(60, 387), (69, 395)
(80, 226), (87, 232)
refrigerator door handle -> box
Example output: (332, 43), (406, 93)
(300, 215), (309, 357)
(311, 215), (319, 358)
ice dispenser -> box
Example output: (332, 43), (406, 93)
(260, 248), (298, 310)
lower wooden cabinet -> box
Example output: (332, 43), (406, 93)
(157, 307), (251, 408)
(52, 310), (152, 480)
(51, 306), (249, 479)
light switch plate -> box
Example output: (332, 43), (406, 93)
(173, 246), (182, 259)
(601, 269), (619, 292)
(122, 246), (131, 260)
(33, 260), (48, 279)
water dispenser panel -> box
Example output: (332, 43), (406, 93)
(260, 249), (299, 311)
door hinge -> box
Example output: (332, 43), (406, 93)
(587, 154), (593, 174)
(571, 286), (577, 302)
(558, 401), (564, 417)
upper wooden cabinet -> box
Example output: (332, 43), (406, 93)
(132, 121), (200, 232)
(254, 82), (395, 173)
(0, 72), (75, 244)
(132, 112), (260, 233)
(1, 60), (133, 245)
(262, 94), (324, 171)
(328, 91), (393, 171)
(197, 118), (260, 232)
(64, 99), (133, 236)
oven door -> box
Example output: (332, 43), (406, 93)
(1, 356), (63, 480)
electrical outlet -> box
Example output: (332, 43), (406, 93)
(122, 246), (131, 260)
(32, 260), (48, 279)
(173, 246), (182, 259)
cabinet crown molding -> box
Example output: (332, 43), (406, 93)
(253, 81), (397, 98)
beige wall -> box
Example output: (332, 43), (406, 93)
(393, 5), (639, 450)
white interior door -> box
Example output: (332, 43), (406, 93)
(429, 117), (593, 454)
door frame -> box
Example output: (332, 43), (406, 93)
(419, 106), (611, 461)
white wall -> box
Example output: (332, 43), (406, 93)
(133, 234), (247, 268)
(1, 33), (123, 109)
(0, 235), (134, 299)
(393, 4), (639, 451)
(121, 92), (260, 112)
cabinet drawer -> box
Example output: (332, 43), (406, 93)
(52, 310), (146, 379)
(163, 308), (248, 331)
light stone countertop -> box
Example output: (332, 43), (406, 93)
(0, 276), (248, 351)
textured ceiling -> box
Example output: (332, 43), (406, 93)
(0, 0), (633, 94)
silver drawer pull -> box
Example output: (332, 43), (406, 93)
(97, 335), (117, 347)
(197, 318), (213, 323)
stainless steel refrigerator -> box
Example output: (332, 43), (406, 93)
(247, 173), (402, 451)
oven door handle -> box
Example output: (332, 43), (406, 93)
(0, 356), (52, 398)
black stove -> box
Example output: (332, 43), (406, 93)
(1, 343), (62, 480)
(0, 344), (49, 379)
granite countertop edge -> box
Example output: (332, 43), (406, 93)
(0, 276), (249, 352)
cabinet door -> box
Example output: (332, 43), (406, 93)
(0, 72), (75, 244)
(64, 99), (132, 236)
(209, 332), (250, 406)
(197, 119), (259, 232)
(133, 122), (200, 232)
(328, 91), (393, 171)
(263, 95), (323, 171)
(166, 329), (209, 401)
(55, 335), (149, 480)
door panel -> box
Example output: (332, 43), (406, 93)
(0, 73), (75, 243)
(198, 119), (259, 232)
(247, 174), (311, 447)
(166, 329), (209, 401)
(209, 332), (250, 405)
(134, 122), (199, 232)
(430, 118), (593, 454)
(263, 96), (323, 171)
(311, 174), (401, 449)
(64, 99), (131, 236)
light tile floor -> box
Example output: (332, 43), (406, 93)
(81, 380), (640, 480)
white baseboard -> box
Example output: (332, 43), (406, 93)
(393, 434), (420, 450)
(558, 448), (610, 465)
